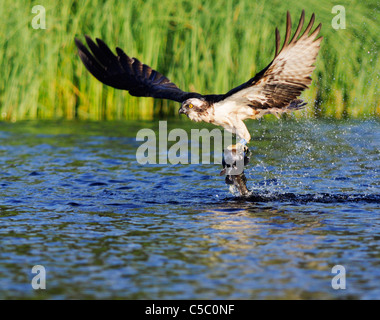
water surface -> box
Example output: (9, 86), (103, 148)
(0, 119), (379, 299)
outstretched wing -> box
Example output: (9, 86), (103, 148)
(75, 36), (201, 103)
(221, 10), (322, 111)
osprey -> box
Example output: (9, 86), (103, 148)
(75, 10), (322, 145)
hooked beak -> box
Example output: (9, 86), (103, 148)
(178, 106), (186, 115)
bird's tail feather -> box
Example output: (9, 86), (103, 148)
(286, 99), (307, 111)
(256, 99), (307, 119)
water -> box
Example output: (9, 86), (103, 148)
(0, 119), (379, 299)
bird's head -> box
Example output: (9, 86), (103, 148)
(179, 98), (207, 120)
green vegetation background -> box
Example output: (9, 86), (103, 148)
(0, 0), (378, 121)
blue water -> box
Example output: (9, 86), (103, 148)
(0, 119), (379, 299)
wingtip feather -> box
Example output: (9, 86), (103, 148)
(290, 9), (305, 44)
(275, 27), (281, 57)
(284, 11), (292, 45)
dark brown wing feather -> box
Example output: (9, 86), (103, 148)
(75, 36), (201, 103)
(222, 10), (323, 110)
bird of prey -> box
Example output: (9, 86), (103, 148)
(75, 10), (322, 145)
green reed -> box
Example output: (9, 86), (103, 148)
(0, 0), (378, 121)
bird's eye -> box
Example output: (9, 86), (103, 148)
(189, 104), (194, 109)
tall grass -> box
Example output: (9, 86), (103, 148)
(0, 0), (378, 121)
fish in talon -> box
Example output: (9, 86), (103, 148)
(221, 144), (252, 197)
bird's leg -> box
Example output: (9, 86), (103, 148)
(220, 141), (251, 197)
